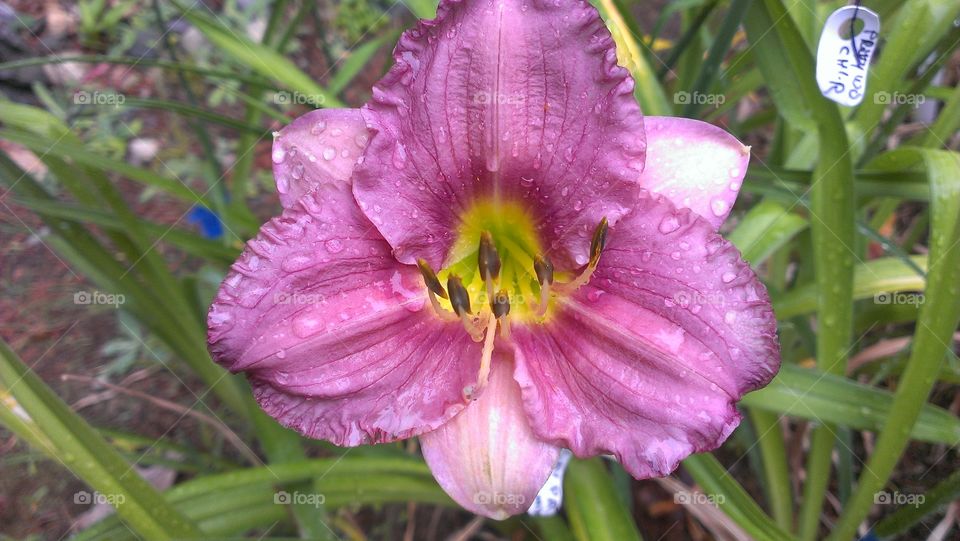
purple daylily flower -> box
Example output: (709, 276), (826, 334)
(208, 0), (780, 519)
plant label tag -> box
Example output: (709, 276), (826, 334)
(815, 5), (880, 107)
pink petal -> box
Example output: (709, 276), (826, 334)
(420, 355), (561, 519)
(352, 0), (645, 269)
(511, 191), (779, 478)
(640, 117), (750, 229)
(272, 108), (369, 207)
(207, 184), (481, 445)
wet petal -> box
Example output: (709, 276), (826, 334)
(207, 184), (481, 445)
(353, 0), (645, 269)
(272, 108), (368, 207)
(420, 356), (561, 519)
(640, 117), (750, 229)
(511, 191), (779, 478)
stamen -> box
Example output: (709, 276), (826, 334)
(534, 256), (554, 286)
(534, 256), (553, 317)
(418, 258), (457, 320)
(447, 275), (472, 316)
(558, 217), (608, 293)
(491, 289), (511, 319)
(448, 275), (485, 340)
(491, 288), (512, 339)
(417, 258), (448, 299)
(589, 216), (609, 267)
(478, 231), (501, 302)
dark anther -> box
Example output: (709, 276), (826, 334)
(447, 275), (472, 316)
(533, 256), (554, 286)
(478, 231), (501, 282)
(491, 289), (511, 318)
(417, 258), (448, 299)
(589, 217), (609, 265)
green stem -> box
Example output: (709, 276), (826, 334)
(749, 409), (793, 530)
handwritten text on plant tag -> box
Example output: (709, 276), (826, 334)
(815, 5), (880, 107)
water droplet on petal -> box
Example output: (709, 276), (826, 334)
(310, 120), (326, 135)
(322, 147), (336, 161)
(291, 163), (305, 180)
(659, 214), (680, 234)
(272, 146), (286, 164)
(711, 198), (729, 217)
(325, 238), (344, 253)
(292, 313), (323, 338)
(722, 271), (737, 283)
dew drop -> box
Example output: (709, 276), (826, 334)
(325, 238), (344, 253)
(310, 120), (326, 135)
(330, 127), (343, 137)
(291, 163), (305, 180)
(710, 198), (729, 217)
(292, 313), (323, 338)
(355, 133), (369, 148)
(392, 143), (408, 169)
(272, 146), (286, 164)
(722, 271), (737, 283)
(322, 147), (336, 161)
(658, 214), (680, 234)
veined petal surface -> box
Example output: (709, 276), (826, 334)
(639, 116), (750, 229)
(272, 108), (368, 207)
(353, 0), (646, 270)
(420, 356), (561, 519)
(208, 184), (481, 445)
(511, 191), (779, 478)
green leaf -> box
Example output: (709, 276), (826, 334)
(773, 256), (927, 319)
(873, 468), (960, 538)
(596, 0), (672, 116)
(565, 458), (643, 541)
(74, 458), (451, 539)
(176, 4), (343, 108)
(682, 454), (796, 541)
(829, 148), (960, 541)
(727, 199), (808, 266)
(742, 364), (960, 445)
(0, 340), (201, 540)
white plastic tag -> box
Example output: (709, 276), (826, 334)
(815, 5), (880, 107)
